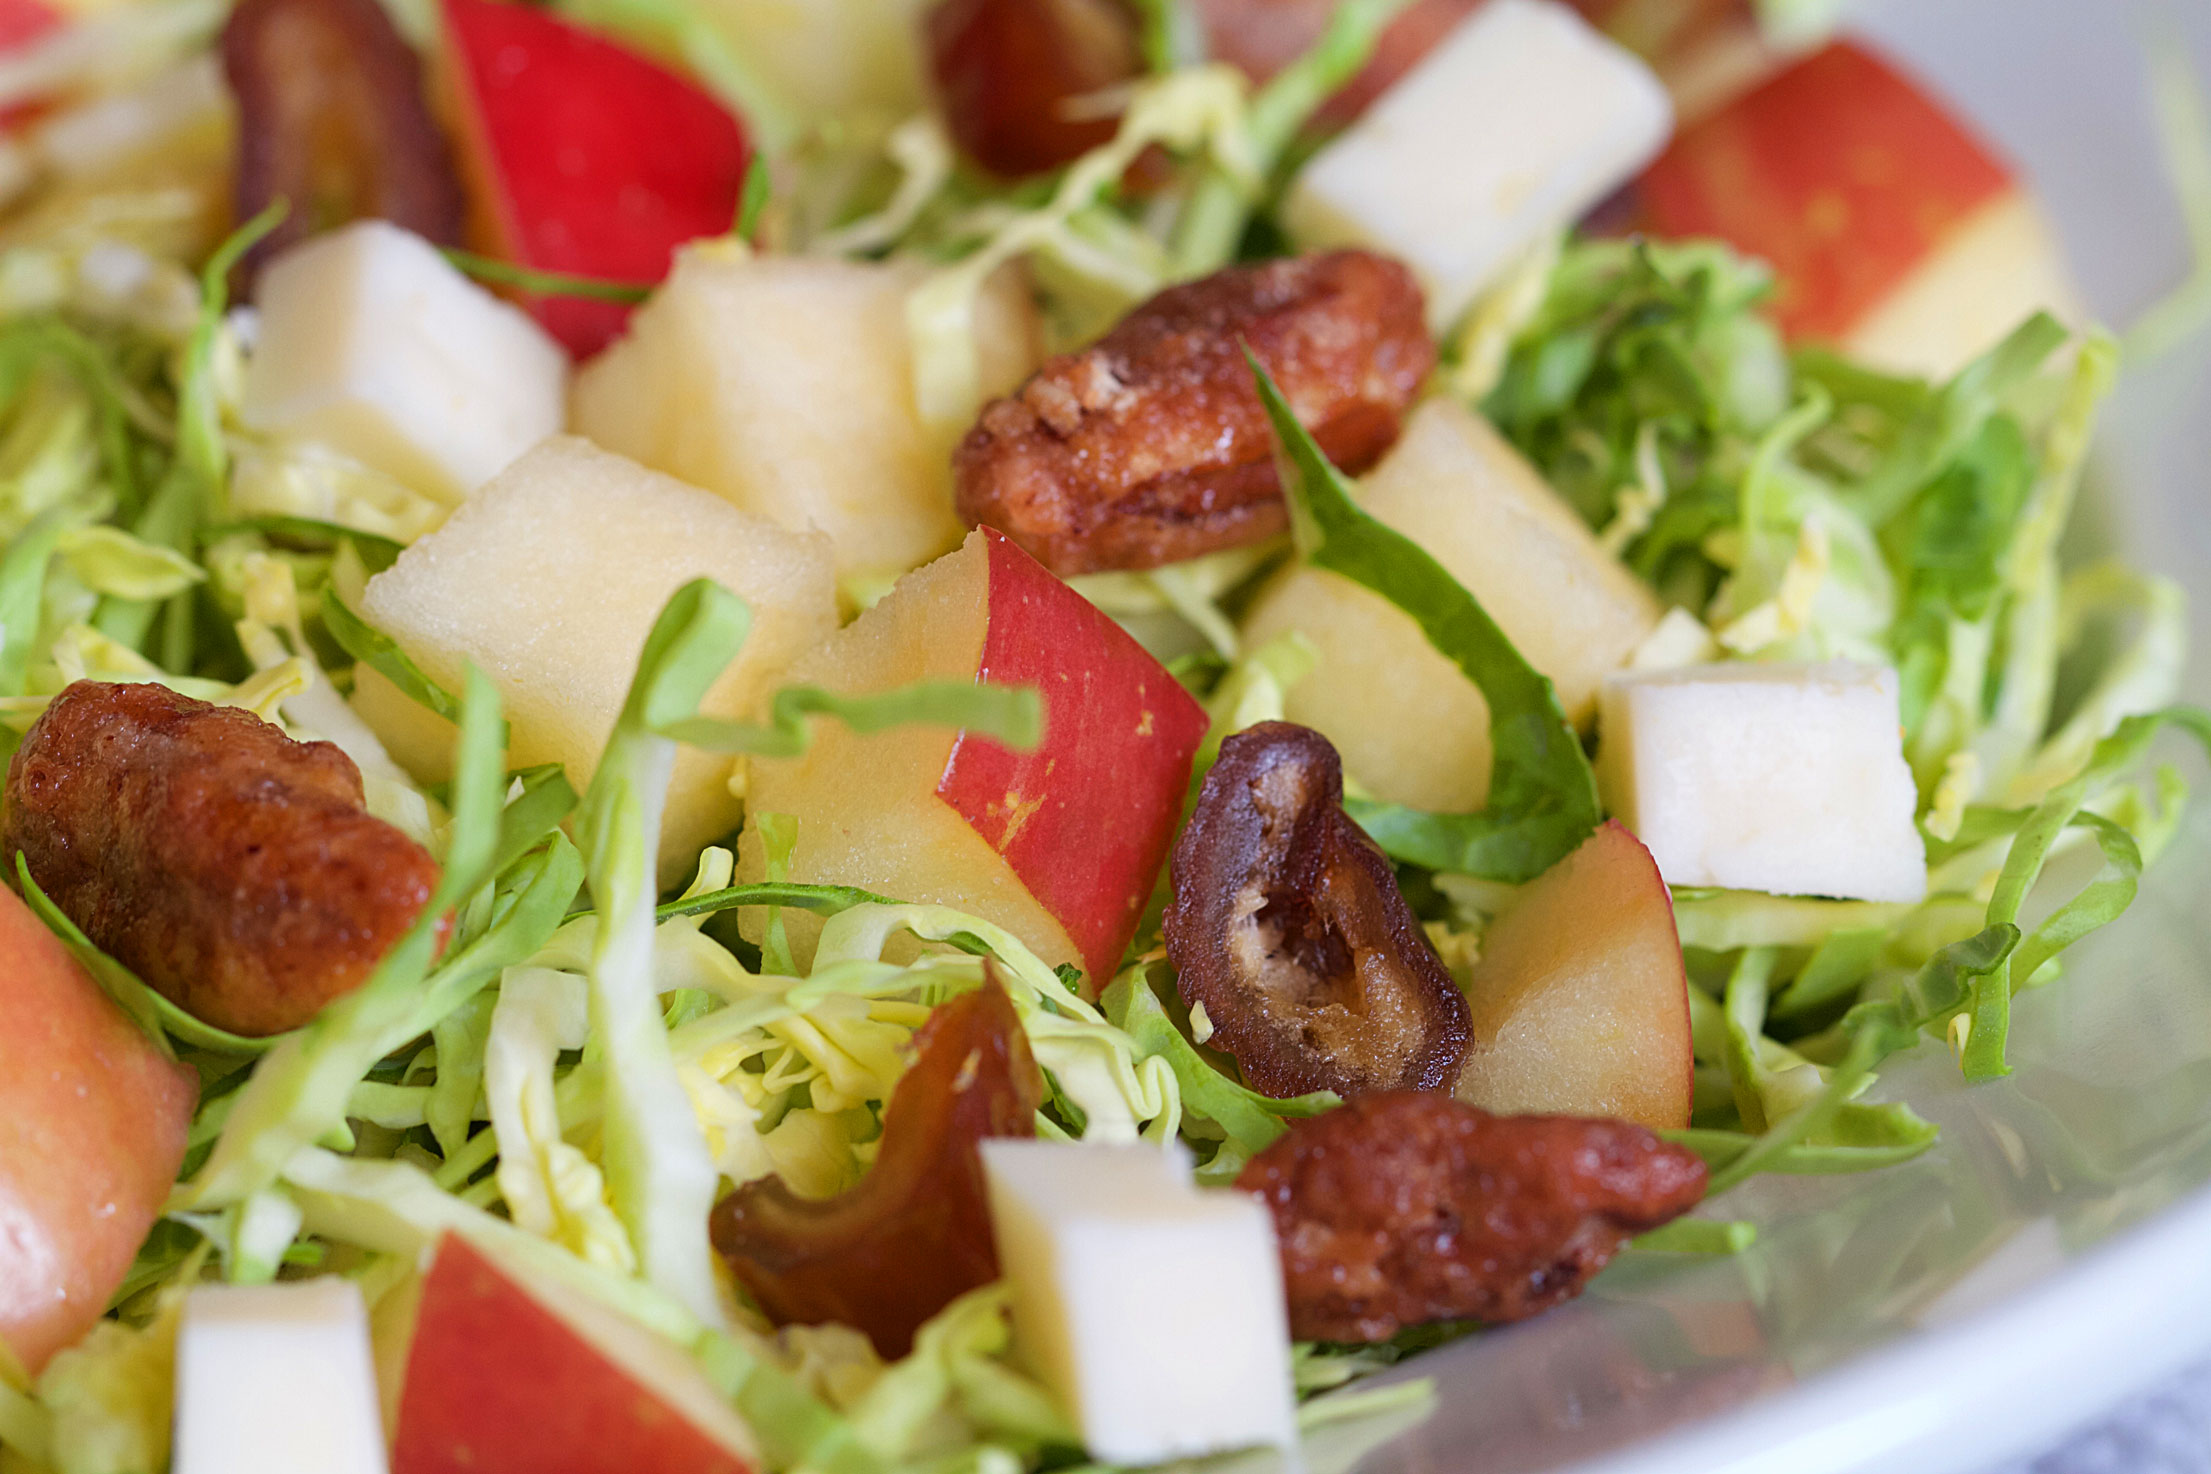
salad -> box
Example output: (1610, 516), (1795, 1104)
(0, 0), (2204, 1471)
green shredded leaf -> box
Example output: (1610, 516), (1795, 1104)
(1630, 1219), (1758, 1254)
(202, 515), (406, 573)
(736, 154), (771, 245)
(666, 680), (1042, 758)
(440, 248), (654, 305)
(320, 587), (479, 731)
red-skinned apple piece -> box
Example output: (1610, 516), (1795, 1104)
(0, 883), (196, 1375)
(738, 529), (1210, 990)
(438, 0), (750, 358)
(390, 1233), (757, 1474)
(1454, 821), (1693, 1131)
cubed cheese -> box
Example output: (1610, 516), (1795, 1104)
(1597, 660), (1926, 901)
(173, 1279), (387, 1474)
(355, 435), (837, 880)
(1283, 0), (1672, 330)
(241, 220), (568, 505)
(980, 1140), (1296, 1466)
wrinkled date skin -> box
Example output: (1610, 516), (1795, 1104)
(1240, 1092), (1709, 1342)
(927, 0), (1143, 179)
(710, 975), (1043, 1358)
(1165, 722), (1469, 1098)
(1195, 0), (1483, 128)
(222, 0), (467, 281)
(3, 680), (445, 1038)
(954, 250), (1434, 574)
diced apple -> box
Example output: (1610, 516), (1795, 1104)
(438, 0), (750, 359)
(570, 246), (1038, 589)
(173, 1280), (387, 1474)
(735, 528), (1209, 987)
(355, 435), (837, 880)
(391, 1233), (755, 1474)
(1620, 40), (2078, 380)
(1454, 821), (1692, 1130)
(688, 0), (928, 128)
(1596, 660), (1926, 902)
(1283, 0), (1672, 330)
(980, 1140), (1296, 1465)
(1241, 397), (1660, 813)
(0, 882), (195, 1375)
(239, 220), (569, 506)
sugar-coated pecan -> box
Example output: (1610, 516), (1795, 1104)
(709, 974), (1042, 1358)
(1195, 0), (1482, 128)
(1239, 1092), (1708, 1342)
(222, 0), (466, 282)
(1164, 722), (1469, 1098)
(954, 250), (1434, 574)
(4, 680), (445, 1037)
(926, 0), (1143, 179)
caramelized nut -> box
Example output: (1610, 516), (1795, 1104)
(1239, 1091), (1708, 1342)
(1164, 721), (1469, 1098)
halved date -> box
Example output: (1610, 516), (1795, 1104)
(1164, 721), (1468, 1098)
(1239, 1092), (1708, 1342)
(926, 0), (1143, 179)
(709, 973), (1042, 1358)
(3, 680), (445, 1037)
(954, 249), (1434, 574)
(222, 0), (466, 281)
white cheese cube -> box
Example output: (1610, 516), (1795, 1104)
(174, 1279), (388, 1474)
(1284, 0), (1672, 330)
(241, 220), (568, 505)
(1597, 660), (1926, 902)
(980, 1140), (1296, 1466)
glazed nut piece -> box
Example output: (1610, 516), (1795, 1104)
(926, 0), (1144, 179)
(3, 680), (445, 1038)
(1239, 1092), (1708, 1342)
(1164, 721), (1470, 1098)
(710, 973), (1043, 1358)
(222, 0), (467, 281)
(954, 249), (1435, 575)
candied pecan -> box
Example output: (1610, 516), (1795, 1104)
(1165, 722), (1469, 1098)
(954, 250), (1434, 574)
(927, 0), (1143, 178)
(710, 973), (1042, 1358)
(1196, 0), (1483, 128)
(222, 0), (466, 282)
(1239, 1092), (1708, 1342)
(4, 680), (445, 1037)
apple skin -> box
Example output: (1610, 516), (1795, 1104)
(1620, 40), (2012, 343)
(0, 882), (196, 1375)
(940, 530), (1211, 987)
(1454, 821), (1693, 1131)
(438, 0), (751, 358)
(391, 1233), (757, 1474)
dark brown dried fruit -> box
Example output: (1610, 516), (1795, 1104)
(926, 0), (1143, 179)
(3, 680), (445, 1038)
(1239, 1091), (1708, 1342)
(954, 249), (1434, 575)
(709, 973), (1043, 1358)
(222, 0), (467, 282)
(1196, 0), (1483, 129)
(1164, 721), (1469, 1099)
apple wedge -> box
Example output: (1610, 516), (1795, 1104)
(1454, 821), (1692, 1131)
(0, 882), (196, 1374)
(391, 1233), (756, 1474)
(1620, 39), (2077, 379)
(737, 528), (1209, 988)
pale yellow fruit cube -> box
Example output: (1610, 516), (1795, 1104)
(355, 436), (837, 880)
(571, 248), (1037, 589)
(1242, 398), (1660, 813)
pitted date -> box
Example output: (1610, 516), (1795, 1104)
(926, 0), (1144, 179)
(953, 250), (1434, 575)
(1164, 721), (1469, 1098)
(1239, 1092), (1708, 1342)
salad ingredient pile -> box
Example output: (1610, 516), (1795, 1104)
(0, 0), (2201, 1471)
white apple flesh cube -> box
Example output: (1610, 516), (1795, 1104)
(980, 1140), (1297, 1466)
(173, 1279), (388, 1474)
(1284, 0), (1673, 330)
(571, 248), (1038, 587)
(1242, 398), (1660, 813)
(1598, 660), (1927, 902)
(1455, 821), (1693, 1130)
(354, 436), (837, 880)
(240, 220), (568, 505)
